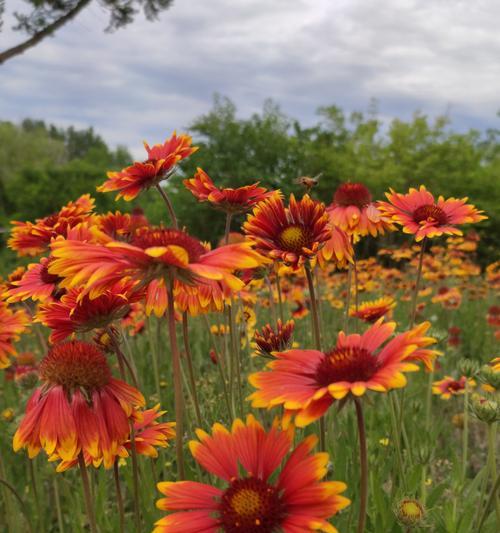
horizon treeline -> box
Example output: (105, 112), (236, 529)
(1, 96), (499, 272)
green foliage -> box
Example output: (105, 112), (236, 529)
(0, 120), (132, 272)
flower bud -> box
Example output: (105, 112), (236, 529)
(458, 358), (479, 378)
(471, 395), (500, 424)
(479, 365), (500, 392)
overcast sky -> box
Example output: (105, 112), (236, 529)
(1, 0), (499, 158)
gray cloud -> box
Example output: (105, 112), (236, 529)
(1, 0), (499, 158)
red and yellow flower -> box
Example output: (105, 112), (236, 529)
(125, 404), (175, 458)
(6, 257), (61, 303)
(243, 194), (331, 269)
(49, 226), (268, 313)
(184, 168), (273, 213)
(96, 209), (149, 241)
(13, 340), (145, 468)
(154, 415), (350, 532)
(98, 132), (197, 201)
(379, 185), (487, 242)
(8, 195), (95, 256)
(0, 302), (30, 368)
(432, 376), (475, 399)
(173, 278), (235, 317)
(350, 296), (396, 323)
(36, 282), (142, 343)
(328, 182), (394, 240)
(249, 320), (438, 426)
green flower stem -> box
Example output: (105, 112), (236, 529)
(388, 394), (407, 491)
(113, 461), (125, 533)
(78, 454), (98, 533)
(305, 261), (326, 451)
(354, 398), (369, 533)
(167, 274), (186, 480)
(156, 184), (178, 229)
(461, 381), (470, 483)
(182, 312), (203, 427)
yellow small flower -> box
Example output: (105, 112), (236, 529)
(1, 408), (14, 421)
(379, 438), (390, 446)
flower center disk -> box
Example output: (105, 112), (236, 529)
(334, 182), (372, 207)
(315, 346), (379, 387)
(278, 225), (310, 254)
(412, 204), (448, 225)
(39, 341), (111, 391)
(219, 477), (286, 532)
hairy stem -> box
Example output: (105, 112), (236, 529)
(354, 398), (368, 533)
(156, 184), (178, 229)
(167, 274), (185, 479)
(78, 454), (98, 533)
(113, 461), (125, 533)
(182, 313), (203, 427)
(410, 238), (426, 328)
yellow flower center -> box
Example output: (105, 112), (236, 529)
(231, 489), (261, 517)
(279, 225), (309, 253)
(402, 501), (421, 517)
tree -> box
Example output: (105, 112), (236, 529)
(0, 0), (173, 65)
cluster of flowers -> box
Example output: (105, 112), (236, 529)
(1, 130), (494, 533)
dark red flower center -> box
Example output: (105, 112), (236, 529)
(40, 341), (111, 391)
(412, 204), (448, 225)
(219, 477), (286, 532)
(315, 346), (379, 387)
(447, 380), (464, 392)
(132, 228), (205, 262)
(278, 225), (311, 254)
(334, 182), (372, 208)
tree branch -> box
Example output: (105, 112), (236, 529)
(0, 0), (92, 65)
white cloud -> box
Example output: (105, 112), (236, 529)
(1, 0), (499, 158)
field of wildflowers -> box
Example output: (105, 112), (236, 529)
(0, 132), (498, 533)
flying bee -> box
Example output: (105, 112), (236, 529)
(294, 173), (322, 193)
